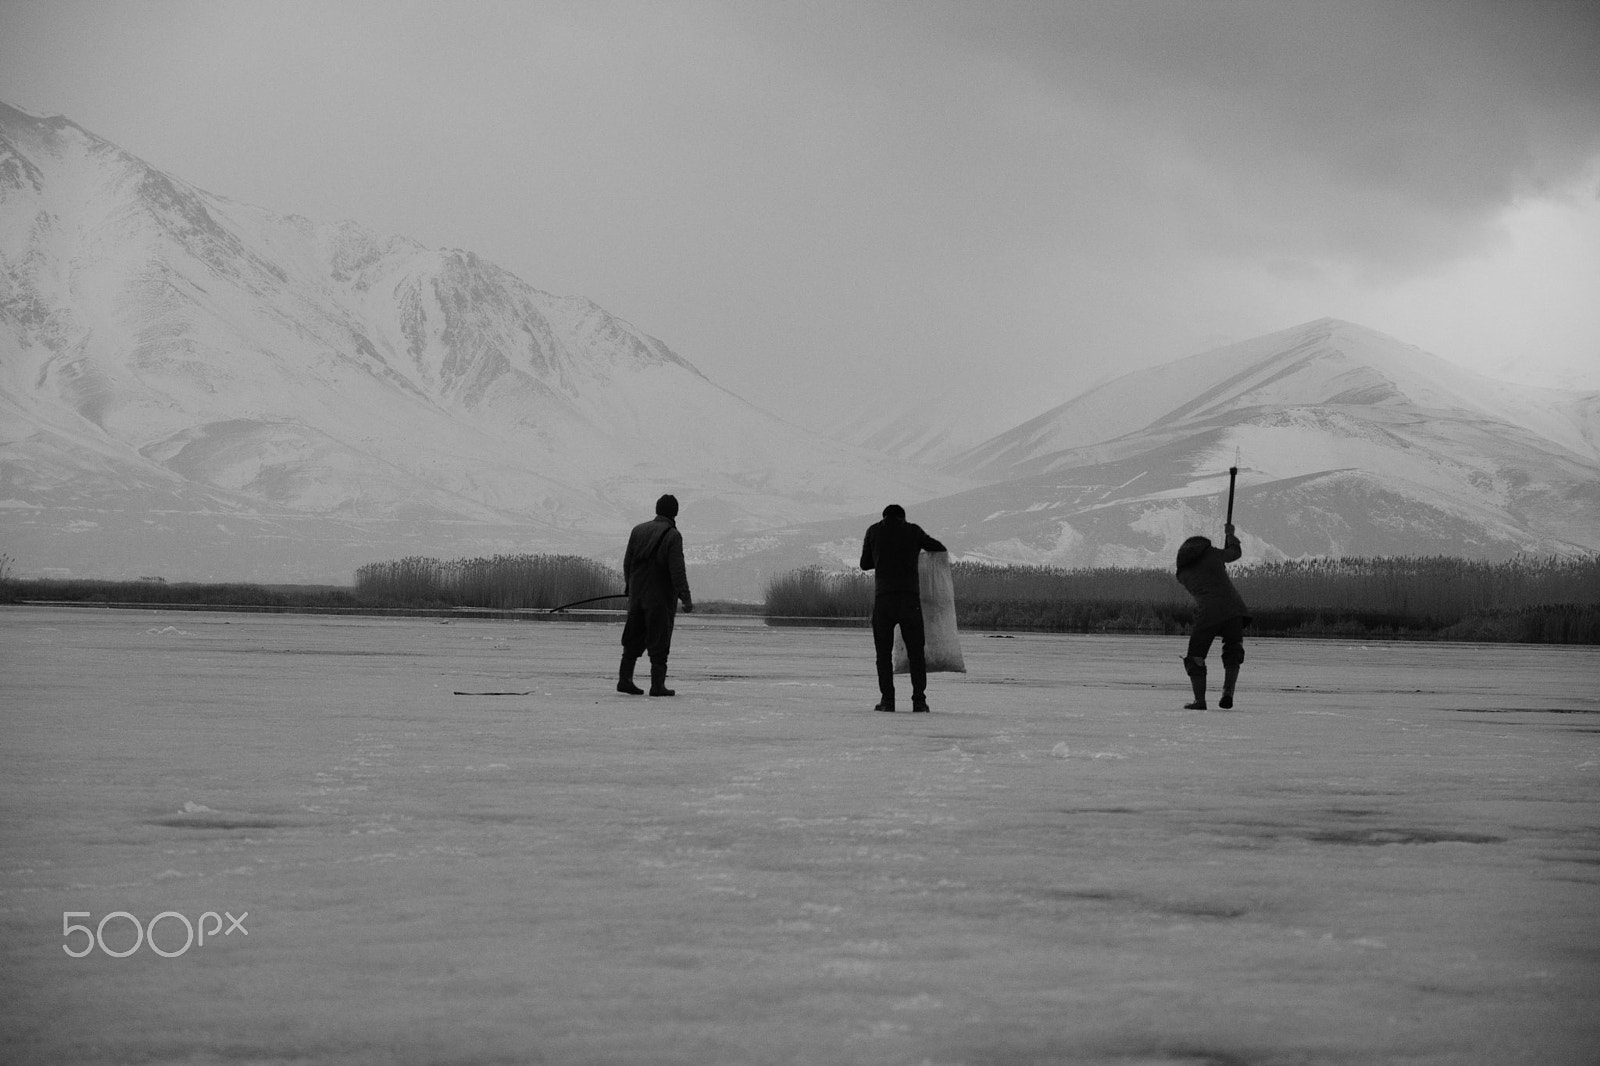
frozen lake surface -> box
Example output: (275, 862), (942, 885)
(2, 606), (1597, 1065)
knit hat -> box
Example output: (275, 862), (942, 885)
(656, 494), (679, 518)
(882, 504), (906, 520)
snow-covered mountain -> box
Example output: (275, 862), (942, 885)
(816, 386), (1022, 469)
(0, 102), (967, 583)
(4, 102), (1596, 598)
(702, 320), (1600, 594)
(950, 319), (1599, 482)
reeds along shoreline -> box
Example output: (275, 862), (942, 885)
(762, 566), (875, 619)
(761, 557), (1600, 644)
(2, 553), (623, 612)
(351, 554), (623, 609)
(5, 554), (1598, 643)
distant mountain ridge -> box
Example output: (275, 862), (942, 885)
(704, 320), (1600, 595)
(3, 101), (1597, 596)
(946, 319), (1599, 481)
(0, 101), (964, 583)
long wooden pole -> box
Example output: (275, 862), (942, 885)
(1225, 465), (1238, 529)
(546, 593), (628, 613)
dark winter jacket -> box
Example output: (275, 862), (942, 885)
(624, 516), (691, 611)
(860, 516), (947, 598)
(1175, 533), (1249, 629)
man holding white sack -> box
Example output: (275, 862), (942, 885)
(860, 504), (948, 713)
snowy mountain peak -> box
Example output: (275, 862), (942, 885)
(0, 101), (86, 146)
(0, 100), (966, 586)
(948, 317), (1599, 484)
(1167, 317), (1488, 415)
(710, 313), (1599, 587)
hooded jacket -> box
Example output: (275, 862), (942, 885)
(1175, 532), (1249, 629)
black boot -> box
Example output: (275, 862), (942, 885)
(617, 655), (644, 695)
(649, 661), (674, 697)
(909, 655), (928, 713)
(875, 662), (895, 712)
(1219, 665), (1239, 709)
(1182, 655), (1207, 710)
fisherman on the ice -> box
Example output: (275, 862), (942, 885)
(1175, 522), (1250, 709)
(860, 504), (947, 713)
(618, 494), (693, 697)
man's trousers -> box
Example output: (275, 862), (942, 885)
(872, 592), (926, 702)
(621, 603), (677, 666)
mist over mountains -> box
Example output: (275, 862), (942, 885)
(3, 102), (1597, 598)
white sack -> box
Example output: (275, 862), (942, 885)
(893, 550), (966, 673)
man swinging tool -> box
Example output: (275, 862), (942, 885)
(1174, 466), (1251, 710)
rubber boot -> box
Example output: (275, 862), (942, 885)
(909, 656), (928, 713)
(1182, 655), (1207, 710)
(648, 660), (674, 697)
(617, 655), (644, 696)
(1219, 665), (1239, 709)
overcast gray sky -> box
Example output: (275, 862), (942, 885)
(3, 0), (1597, 436)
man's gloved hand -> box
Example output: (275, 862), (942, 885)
(681, 594), (694, 613)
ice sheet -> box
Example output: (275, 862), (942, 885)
(2, 607), (1597, 1064)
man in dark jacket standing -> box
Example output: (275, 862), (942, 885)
(1175, 523), (1250, 709)
(860, 504), (947, 713)
(619, 494), (693, 697)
